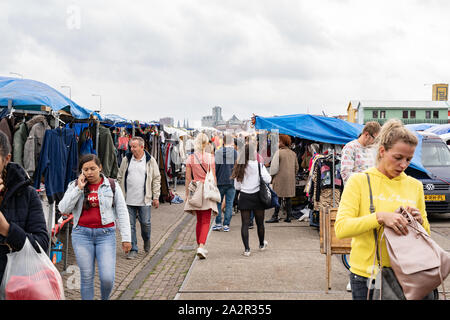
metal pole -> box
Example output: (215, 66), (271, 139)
(47, 203), (54, 256)
(96, 119), (100, 153)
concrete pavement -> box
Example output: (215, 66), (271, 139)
(175, 210), (352, 300)
(175, 211), (450, 300)
(55, 198), (450, 300)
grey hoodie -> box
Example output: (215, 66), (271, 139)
(23, 115), (50, 178)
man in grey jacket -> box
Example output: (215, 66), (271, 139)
(117, 137), (161, 259)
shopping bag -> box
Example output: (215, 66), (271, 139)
(203, 169), (221, 203)
(0, 238), (65, 300)
(187, 181), (204, 208)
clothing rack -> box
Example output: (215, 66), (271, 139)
(1, 102), (85, 257)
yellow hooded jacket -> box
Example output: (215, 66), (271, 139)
(335, 167), (430, 278)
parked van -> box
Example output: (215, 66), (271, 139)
(405, 132), (450, 215)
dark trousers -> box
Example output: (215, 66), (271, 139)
(274, 197), (292, 218)
(240, 210), (265, 251)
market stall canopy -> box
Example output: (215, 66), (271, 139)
(405, 123), (436, 131)
(0, 76), (101, 120)
(101, 113), (132, 127)
(424, 123), (450, 135)
(255, 114), (363, 145)
(163, 126), (189, 137)
(255, 113), (428, 174)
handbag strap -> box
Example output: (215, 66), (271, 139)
(193, 153), (208, 174)
(257, 161), (266, 185)
(366, 173), (383, 300)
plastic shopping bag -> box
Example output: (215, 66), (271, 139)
(0, 238), (65, 300)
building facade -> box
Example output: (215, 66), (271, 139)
(348, 100), (449, 125)
(201, 106), (224, 127)
(160, 117), (174, 126)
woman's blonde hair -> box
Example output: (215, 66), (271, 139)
(375, 119), (418, 163)
(194, 133), (209, 152)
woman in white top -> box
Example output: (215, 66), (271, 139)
(231, 144), (271, 257)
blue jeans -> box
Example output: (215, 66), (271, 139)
(71, 225), (117, 300)
(215, 185), (236, 227)
(350, 272), (374, 300)
(127, 205), (151, 252)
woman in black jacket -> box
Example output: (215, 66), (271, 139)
(0, 131), (49, 281)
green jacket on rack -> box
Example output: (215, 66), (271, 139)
(79, 124), (118, 179)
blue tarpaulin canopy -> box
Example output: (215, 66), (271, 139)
(405, 123), (436, 131)
(255, 114), (428, 174)
(424, 123), (450, 135)
(0, 76), (101, 120)
(101, 113), (131, 127)
(255, 114), (363, 145)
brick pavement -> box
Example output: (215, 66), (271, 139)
(131, 215), (197, 300)
(53, 200), (195, 300)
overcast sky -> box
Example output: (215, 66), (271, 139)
(1, 0), (449, 127)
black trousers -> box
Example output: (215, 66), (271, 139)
(274, 197), (292, 218)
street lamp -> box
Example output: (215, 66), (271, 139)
(92, 94), (102, 113)
(9, 72), (23, 78)
(61, 85), (71, 99)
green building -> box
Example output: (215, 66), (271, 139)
(347, 100), (449, 125)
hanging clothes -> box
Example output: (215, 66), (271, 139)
(0, 116), (14, 153)
(33, 127), (78, 204)
(79, 132), (96, 155)
(23, 115), (50, 179)
(79, 124), (119, 178)
(308, 154), (343, 212)
(12, 121), (28, 167)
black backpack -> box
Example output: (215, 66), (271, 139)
(75, 177), (116, 207)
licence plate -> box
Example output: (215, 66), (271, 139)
(425, 195), (446, 201)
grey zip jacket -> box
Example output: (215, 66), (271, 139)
(58, 176), (131, 242)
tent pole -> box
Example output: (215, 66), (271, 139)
(332, 147), (335, 208)
(96, 119), (100, 152)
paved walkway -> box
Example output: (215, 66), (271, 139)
(55, 199), (450, 300)
(56, 200), (190, 300)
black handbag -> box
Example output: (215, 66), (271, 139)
(258, 163), (272, 208)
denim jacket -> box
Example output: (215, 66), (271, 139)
(58, 176), (131, 242)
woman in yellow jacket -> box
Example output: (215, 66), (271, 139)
(335, 119), (431, 300)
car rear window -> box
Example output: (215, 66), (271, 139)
(421, 141), (450, 166)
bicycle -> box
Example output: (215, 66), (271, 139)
(341, 254), (350, 270)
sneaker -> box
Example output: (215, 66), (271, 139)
(212, 224), (222, 231)
(223, 225), (230, 232)
(242, 250), (251, 257)
(259, 240), (268, 251)
(197, 247), (207, 259)
(127, 251), (138, 260)
(346, 281), (352, 292)
(248, 223), (254, 229)
(298, 214), (307, 222)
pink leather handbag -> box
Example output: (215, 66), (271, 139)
(383, 210), (450, 300)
